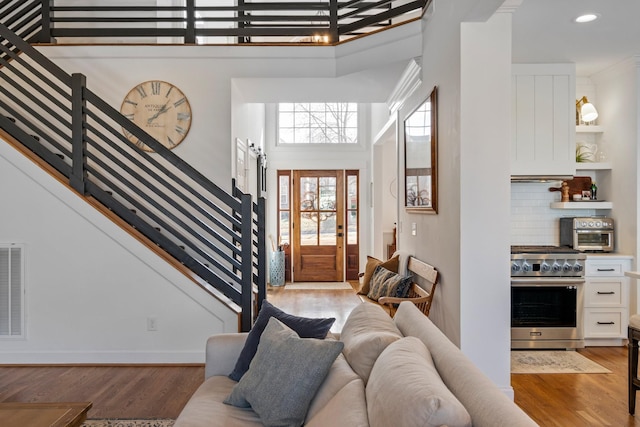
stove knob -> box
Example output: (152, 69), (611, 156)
(541, 263), (551, 272)
(552, 263), (562, 272)
(563, 263), (572, 273)
(589, 221), (595, 227)
(595, 220), (602, 228)
(511, 262), (521, 273)
(573, 263), (584, 272)
(522, 262), (531, 272)
(580, 221), (588, 228)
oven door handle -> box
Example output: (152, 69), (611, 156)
(511, 277), (585, 286)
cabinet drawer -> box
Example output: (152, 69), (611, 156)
(584, 281), (623, 306)
(586, 262), (624, 276)
(584, 309), (626, 338)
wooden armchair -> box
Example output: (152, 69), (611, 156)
(378, 257), (438, 317)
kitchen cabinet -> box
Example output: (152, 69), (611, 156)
(583, 256), (632, 346)
(511, 64), (576, 177)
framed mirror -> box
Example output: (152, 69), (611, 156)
(405, 86), (438, 213)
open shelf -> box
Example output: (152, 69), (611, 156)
(550, 201), (612, 209)
(576, 125), (604, 133)
(576, 162), (612, 170)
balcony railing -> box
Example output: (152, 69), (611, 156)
(3, 0), (427, 45)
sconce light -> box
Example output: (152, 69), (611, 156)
(576, 96), (598, 124)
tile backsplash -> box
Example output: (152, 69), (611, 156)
(511, 182), (597, 245)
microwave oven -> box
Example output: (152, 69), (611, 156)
(559, 217), (614, 252)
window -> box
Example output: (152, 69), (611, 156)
(278, 103), (358, 144)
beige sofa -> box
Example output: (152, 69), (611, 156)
(174, 302), (538, 427)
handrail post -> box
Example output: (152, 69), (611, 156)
(329, 0), (338, 43)
(256, 196), (266, 314)
(240, 192), (253, 332)
(185, 0), (196, 44)
(70, 73), (87, 195)
(40, 0), (54, 43)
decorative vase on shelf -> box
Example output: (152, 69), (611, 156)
(576, 142), (598, 162)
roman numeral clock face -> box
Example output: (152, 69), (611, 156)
(120, 80), (192, 152)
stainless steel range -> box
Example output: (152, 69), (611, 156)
(511, 246), (586, 349)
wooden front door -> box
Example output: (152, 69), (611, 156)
(292, 170), (344, 281)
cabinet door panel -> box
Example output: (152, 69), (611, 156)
(511, 64), (575, 176)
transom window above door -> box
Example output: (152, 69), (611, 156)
(277, 103), (358, 144)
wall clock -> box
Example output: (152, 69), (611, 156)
(120, 80), (192, 152)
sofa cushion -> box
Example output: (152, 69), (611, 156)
(173, 376), (263, 427)
(367, 265), (412, 302)
(366, 336), (472, 427)
(228, 300), (335, 381)
(305, 379), (369, 427)
(357, 255), (399, 295)
(340, 302), (403, 383)
(225, 318), (344, 427)
(305, 353), (361, 421)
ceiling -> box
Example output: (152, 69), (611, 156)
(511, 0), (640, 76)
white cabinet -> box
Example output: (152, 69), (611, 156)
(583, 256), (632, 346)
(511, 64), (576, 177)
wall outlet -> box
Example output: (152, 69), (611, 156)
(147, 316), (158, 331)
(411, 222), (417, 236)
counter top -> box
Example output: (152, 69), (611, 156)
(625, 271), (640, 279)
(585, 253), (634, 259)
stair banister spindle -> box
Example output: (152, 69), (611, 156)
(329, 0), (338, 43)
(255, 196), (267, 315)
(70, 73), (87, 195)
(185, 0), (195, 44)
(240, 192), (253, 332)
(40, 0), (54, 43)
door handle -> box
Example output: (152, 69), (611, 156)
(337, 233), (343, 237)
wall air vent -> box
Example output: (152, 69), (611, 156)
(0, 244), (24, 338)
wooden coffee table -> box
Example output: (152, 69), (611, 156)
(0, 402), (92, 427)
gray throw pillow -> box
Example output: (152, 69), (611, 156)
(228, 300), (335, 381)
(224, 317), (344, 427)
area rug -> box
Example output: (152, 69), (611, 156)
(511, 351), (611, 374)
(81, 420), (174, 427)
(283, 281), (353, 290)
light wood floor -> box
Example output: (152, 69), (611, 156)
(1, 287), (639, 426)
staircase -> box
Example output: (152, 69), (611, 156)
(0, 7), (266, 332)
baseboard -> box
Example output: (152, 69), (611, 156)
(500, 385), (515, 401)
(0, 350), (205, 364)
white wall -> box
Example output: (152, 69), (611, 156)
(0, 141), (238, 363)
(397, 0), (513, 392)
(459, 11), (513, 393)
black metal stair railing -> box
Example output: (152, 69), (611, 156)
(19, 0), (427, 45)
(0, 22), (265, 331)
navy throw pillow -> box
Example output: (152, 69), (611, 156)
(228, 300), (336, 381)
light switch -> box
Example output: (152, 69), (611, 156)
(411, 222), (417, 236)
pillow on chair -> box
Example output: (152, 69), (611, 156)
(357, 255), (400, 295)
(367, 265), (412, 302)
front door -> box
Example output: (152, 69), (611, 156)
(292, 170), (344, 281)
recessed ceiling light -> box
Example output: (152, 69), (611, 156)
(575, 13), (599, 23)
